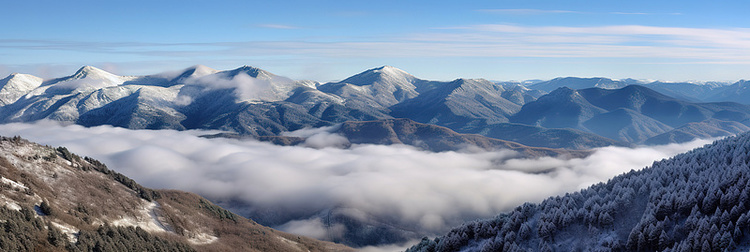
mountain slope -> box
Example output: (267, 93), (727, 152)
(641, 81), (725, 102)
(514, 85), (750, 144)
(334, 119), (588, 157)
(0, 136), (352, 252)
(577, 85), (730, 128)
(408, 131), (750, 251)
(499, 83), (545, 106)
(510, 87), (607, 130)
(390, 78), (522, 130)
(463, 123), (630, 150)
(211, 119), (589, 157)
(705, 80), (750, 104)
(0, 73), (43, 105)
(317, 66), (435, 109)
(529, 77), (632, 92)
(583, 108), (674, 143)
(644, 119), (750, 145)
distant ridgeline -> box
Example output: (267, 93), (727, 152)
(1, 65), (749, 151)
(408, 131), (750, 251)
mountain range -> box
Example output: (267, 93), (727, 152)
(0, 136), (352, 251)
(4, 65), (746, 152)
(511, 85), (750, 144)
(0, 65), (602, 150)
(529, 76), (750, 104)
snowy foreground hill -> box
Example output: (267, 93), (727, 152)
(408, 132), (750, 251)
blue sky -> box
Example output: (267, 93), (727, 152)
(2, 0), (749, 82)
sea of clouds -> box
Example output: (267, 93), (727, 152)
(0, 121), (714, 248)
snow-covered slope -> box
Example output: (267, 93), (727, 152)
(42, 66), (128, 94)
(408, 131), (750, 251)
(318, 66), (435, 109)
(0, 73), (43, 105)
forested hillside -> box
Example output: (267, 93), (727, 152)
(409, 132), (750, 251)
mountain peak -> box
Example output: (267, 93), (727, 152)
(373, 65), (410, 75)
(171, 65), (218, 82)
(225, 65), (276, 80)
(549, 86), (576, 94)
(71, 65), (120, 80)
(339, 65), (416, 87)
(4, 73), (42, 83)
(187, 64), (216, 74)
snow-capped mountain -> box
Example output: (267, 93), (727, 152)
(0, 65), (747, 151)
(318, 65), (432, 109)
(0, 65), (577, 150)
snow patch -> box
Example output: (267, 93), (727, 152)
(276, 236), (307, 251)
(187, 231), (218, 245)
(110, 201), (170, 233)
(0, 195), (21, 211)
(50, 221), (79, 243)
(1, 177), (28, 190)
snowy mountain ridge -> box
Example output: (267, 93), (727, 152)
(0, 65), (748, 151)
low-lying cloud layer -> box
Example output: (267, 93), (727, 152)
(0, 121), (713, 247)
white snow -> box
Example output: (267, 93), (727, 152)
(71, 66), (125, 85)
(187, 231), (219, 245)
(0, 73), (43, 105)
(50, 221), (79, 243)
(276, 236), (307, 251)
(0, 195), (22, 211)
(110, 201), (170, 233)
(1, 177), (28, 190)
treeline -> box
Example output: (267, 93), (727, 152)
(53, 146), (160, 202)
(71, 224), (194, 252)
(0, 206), (194, 252)
(409, 132), (750, 251)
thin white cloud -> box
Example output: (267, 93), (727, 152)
(611, 12), (648, 15)
(478, 9), (682, 16)
(610, 12), (683, 15)
(477, 9), (580, 15)
(256, 24), (301, 30)
(4, 23), (750, 76)
(0, 121), (713, 247)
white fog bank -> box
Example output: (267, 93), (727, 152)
(0, 121), (714, 245)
